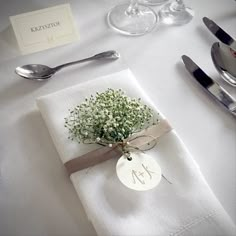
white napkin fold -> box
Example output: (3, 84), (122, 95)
(37, 69), (236, 236)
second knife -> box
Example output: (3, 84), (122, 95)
(203, 17), (236, 51)
(182, 55), (236, 117)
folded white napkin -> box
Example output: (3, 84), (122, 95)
(37, 69), (236, 236)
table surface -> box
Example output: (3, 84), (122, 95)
(0, 0), (235, 235)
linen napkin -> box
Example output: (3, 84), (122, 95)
(37, 69), (236, 236)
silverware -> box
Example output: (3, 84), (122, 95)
(203, 17), (236, 50)
(211, 42), (236, 87)
(182, 55), (236, 117)
(15, 50), (120, 81)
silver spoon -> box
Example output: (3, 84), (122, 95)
(211, 42), (236, 87)
(15, 50), (120, 81)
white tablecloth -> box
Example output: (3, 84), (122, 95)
(0, 0), (235, 235)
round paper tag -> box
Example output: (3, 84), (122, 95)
(116, 152), (162, 191)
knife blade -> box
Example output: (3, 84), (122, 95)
(182, 55), (236, 117)
(203, 17), (236, 51)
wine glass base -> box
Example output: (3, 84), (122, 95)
(159, 2), (194, 25)
(140, 0), (169, 6)
(107, 3), (158, 36)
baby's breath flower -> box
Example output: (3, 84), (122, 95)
(64, 89), (158, 145)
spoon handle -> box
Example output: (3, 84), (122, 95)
(53, 50), (119, 72)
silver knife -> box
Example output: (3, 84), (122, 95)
(182, 55), (236, 117)
(203, 17), (236, 51)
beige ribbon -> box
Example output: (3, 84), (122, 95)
(64, 119), (172, 176)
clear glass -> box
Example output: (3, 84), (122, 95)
(158, 0), (194, 25)
(140, 0), (169, 6)
(107, 0), (158, 36)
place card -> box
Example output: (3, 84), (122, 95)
(10, 4), (79, 55)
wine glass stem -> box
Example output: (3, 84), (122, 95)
(171, 0), (186, 11)
(126, 0), (140, 16)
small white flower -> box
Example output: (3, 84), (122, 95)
(108, 144), (112, 147)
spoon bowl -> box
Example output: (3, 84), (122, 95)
(15, 64), (56, 81)
(15, 50), (120, 81)
(211, 42), (236, 87)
